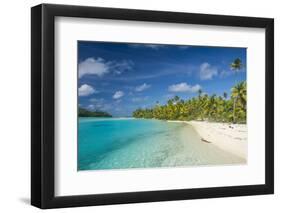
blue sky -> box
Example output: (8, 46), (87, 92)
(78, 41), (246, 117)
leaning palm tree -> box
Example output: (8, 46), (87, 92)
(197, 89), (203, 120)
(237, 82), (247, 110)
(230, 58), (243, 123)
(231, 81), (246, 123)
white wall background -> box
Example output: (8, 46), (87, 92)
(0, 0), (279, 212)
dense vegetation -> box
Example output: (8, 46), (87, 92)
(79, 107), (112, 117)
(133, 59), (246, 124)
(132, 81), (246, 123)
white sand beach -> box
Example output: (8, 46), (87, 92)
(167, 120), (247, 160)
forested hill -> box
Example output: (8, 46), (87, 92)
(78, 108), (112, 117)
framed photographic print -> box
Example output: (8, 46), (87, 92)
(31, 3), (274, 209)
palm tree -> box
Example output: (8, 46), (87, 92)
(236, 82), (246, 110)
(231, 81), (246, 123)
(230, 58), (243, 123)
(132, 81), (246, 124)
(223, 92), (227, 99)
(208, 94), (217, 120)
(230, 58), (242, 73)
(198, 89), (202, 97)
(173, 96), (180, 103)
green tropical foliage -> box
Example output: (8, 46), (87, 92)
(230, 58), (242, 71)
(230, 58), (244, 123)
(132, 81), (246, 124)
(79, 107), (112, 117)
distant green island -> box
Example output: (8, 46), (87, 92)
(79, 107), (112, 117)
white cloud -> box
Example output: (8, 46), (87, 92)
(90, 98), (104, 103)
(79, 57), (134, 78)
(199, 62), (218, 80)
(110, 60), (134, 75)
(78, 84), (97, 96)
(168, 83), (201, 93)
(87, 104), (95, 110)
(129, 44), (191, 50)
(129, 44), (166, 49)
(219, 68), (243, 78)
(178, 45), (190, 49)
(144, 44), (164, 49)
(190, 84), (202, 92)
(79, 58), (110, 78)
(113, 91), (124, 99)
(88, 98), (112, 111)
(89, 98), (105, 108)
(219, 69), (232, 78)
(135, 83), (151, 92)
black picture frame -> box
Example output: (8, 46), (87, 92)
(31, 3), (274, 209)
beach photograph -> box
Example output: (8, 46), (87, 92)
(77, 41), (247, 171)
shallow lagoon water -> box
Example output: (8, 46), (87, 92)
(78, 118), (245, 171)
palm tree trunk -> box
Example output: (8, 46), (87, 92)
(233, 97), (237, 123)
(232, 70), (239, 124)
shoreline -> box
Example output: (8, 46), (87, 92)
(167, 120), (247, 160)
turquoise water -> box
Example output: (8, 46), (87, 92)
(78, 118), (244, 171)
